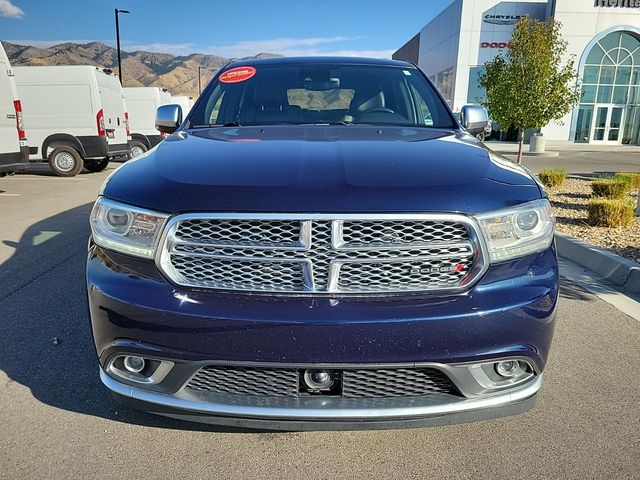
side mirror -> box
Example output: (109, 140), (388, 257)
(155, 104), (183, 134)
(460, 105), (489, 135)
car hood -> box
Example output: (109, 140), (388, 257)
(103, 125), (542, 214)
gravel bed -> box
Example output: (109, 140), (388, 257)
(547, 178), (640, 264)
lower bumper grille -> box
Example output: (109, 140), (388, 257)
(186, 365), (460, 398)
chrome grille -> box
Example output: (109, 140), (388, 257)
(337, 257), (473, 293)
(171, 257), (307, 292)
(176, 219), (303, 247)
(158, 214), (486, 294)
(186, 366), (459, 398)
(339, 220), (468, 248)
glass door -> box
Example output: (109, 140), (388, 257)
(574, 106), (593, 143)
(590, 105), (625, 144)
(608, 107), (624, 143)
(622, 106), (640, 145)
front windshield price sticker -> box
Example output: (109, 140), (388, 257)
(219, 66), (257, 83)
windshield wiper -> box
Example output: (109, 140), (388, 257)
(302, 121), (352, 126)
(189, 122), (241, 129)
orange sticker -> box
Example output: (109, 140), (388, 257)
(219, 66), (256, 83)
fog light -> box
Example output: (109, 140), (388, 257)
(123, 355), (145, 373)
(303, 369), (334, 391)
(495, 360), (520, 378)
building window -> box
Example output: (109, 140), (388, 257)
(431, 67), (455, 107)
(466, 66), (487, 105)
(577, 31), (640, 144)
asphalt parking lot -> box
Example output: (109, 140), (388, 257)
(1, 164), (639, 480)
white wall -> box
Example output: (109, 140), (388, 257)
(542, 0), (640, 140)
(407, 0), (640, 141)
(453, 0), (548, 111)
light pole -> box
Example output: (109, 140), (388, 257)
(115, 8), (130, 85)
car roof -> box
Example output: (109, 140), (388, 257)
(225, 56), (415, 69)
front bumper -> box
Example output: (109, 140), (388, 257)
(102, 368), (542, 430)
(87, 244), (558, 428)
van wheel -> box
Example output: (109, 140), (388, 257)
(49, 147), (84, 177)
(85, 158), (110, 173)
(475, 132), (486, 142)
(130, 141), (147, 158)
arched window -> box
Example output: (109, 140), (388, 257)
(575, 32), (640, 144)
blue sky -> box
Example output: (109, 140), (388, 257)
(0, 0), (452, 58)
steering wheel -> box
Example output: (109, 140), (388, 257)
(355, 107), (396, 122)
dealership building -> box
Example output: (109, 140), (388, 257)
(393, 0), (640, 145)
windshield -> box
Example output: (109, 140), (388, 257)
(188, 63), (457, 129)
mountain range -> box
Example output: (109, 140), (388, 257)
(2, 41), (281, 98)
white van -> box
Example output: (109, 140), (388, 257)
(170, 95), (194, 117)
(123, 87), (172, 157)
(0, 42), (28, 176)
(15, 66), (131, 176)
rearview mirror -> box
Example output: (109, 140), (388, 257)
(155, 104), (183, 134)
(304, 78), (341, 91)
(460, 105), (489, 135)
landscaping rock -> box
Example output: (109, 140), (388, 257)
(547, 178), (639, 264)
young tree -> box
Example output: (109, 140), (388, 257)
(479, 17), (581, 163)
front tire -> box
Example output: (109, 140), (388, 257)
(48, 147), (83, 177)
(85, 158), (110, 173)
(130, 141), (148, 158)
(475, 132), (485, 142)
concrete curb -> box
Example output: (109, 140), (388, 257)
(555, 233), (640, 294)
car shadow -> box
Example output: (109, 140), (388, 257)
(558, 279), (594, 302)
(0, 202), (267, 433)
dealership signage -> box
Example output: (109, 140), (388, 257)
(594, 0), (640, 7)
(483, 14), (523, 25)
(480, 42), (511, 48)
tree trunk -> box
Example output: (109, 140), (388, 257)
(517, 128), (525, 164)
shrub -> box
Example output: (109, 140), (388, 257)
(591, 179), (629, 199)
(614, 172), (640, 191)
(538, 168), (567, 188)
(587, 198), (635, 227)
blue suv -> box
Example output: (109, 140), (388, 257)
(87, 57), (557, 430)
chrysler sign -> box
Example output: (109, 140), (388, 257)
(483, 14), (523, 25)
(594, 0), (640, 7)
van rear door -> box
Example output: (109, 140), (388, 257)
(0, 43), (27, 172)
(96, 72), (128, 149)
(0, 47), (20, 151)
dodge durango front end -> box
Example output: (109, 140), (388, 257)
(87, 57), (558, 430)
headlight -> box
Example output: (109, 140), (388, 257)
(90, 197), (169, 259)
(475, 199), (555, 262)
